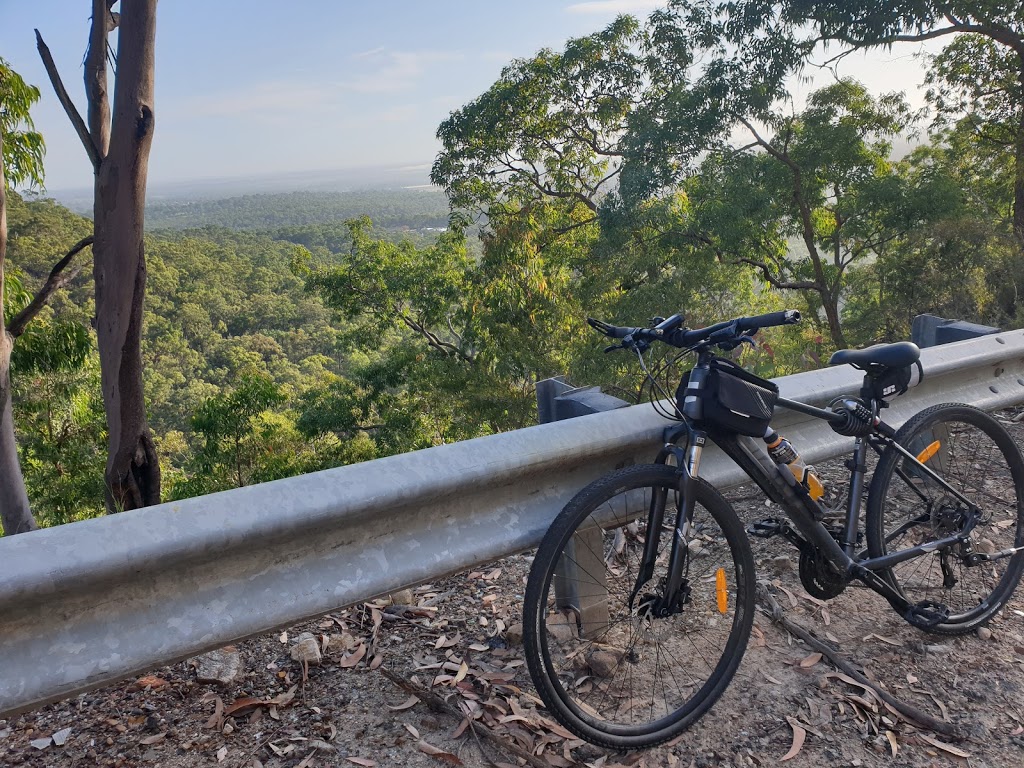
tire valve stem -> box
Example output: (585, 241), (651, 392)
(715, 568), (728, 614)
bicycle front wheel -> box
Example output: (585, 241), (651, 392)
(866, 403), (1024, 634)
(523, 464), (755, 750)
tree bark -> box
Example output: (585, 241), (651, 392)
(0, 132), (39, 535)
(92, 0), (160, 511)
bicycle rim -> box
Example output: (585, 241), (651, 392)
(867, 404), (1024, 631)
(524, 465), (754, 748)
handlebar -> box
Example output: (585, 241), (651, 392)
(587, 309), (800, 351)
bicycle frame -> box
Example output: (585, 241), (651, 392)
(645, 393), (985, 621)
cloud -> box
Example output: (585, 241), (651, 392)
(342, 49), (463, 94)
(566, 0), (664, 14)
(183, 48), (462, 118)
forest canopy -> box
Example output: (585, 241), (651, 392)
(2, 1), (1022, 532)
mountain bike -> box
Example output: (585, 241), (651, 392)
(522, 309), (1024, 749)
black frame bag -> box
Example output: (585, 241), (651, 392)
(677, 357), (779, 437)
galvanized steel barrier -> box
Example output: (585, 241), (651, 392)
(3, 330), (1024, 717)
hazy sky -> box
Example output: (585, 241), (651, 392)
(2, 1), (944, 192)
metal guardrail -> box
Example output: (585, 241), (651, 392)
(3, 330), (1024, 717)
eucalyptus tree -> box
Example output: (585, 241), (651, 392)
(36, 0), (161, 511)
(670, 1), (1024, 251)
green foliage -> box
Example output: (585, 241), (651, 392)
(11, 351), (107, 527)
(0, 57), (45, 190)
(433, 16), (644, 221)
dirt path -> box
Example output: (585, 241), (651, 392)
(4, 415), (1024, 768)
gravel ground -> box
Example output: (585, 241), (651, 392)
(4, 410), (1024, 768)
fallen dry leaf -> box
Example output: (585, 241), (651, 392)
(139, 733), (166, 746)
(270, 685), (298, 707)
(403, 723), (420, 739)
(203, 696), (225, 730)
(339, 644), (367, 668)
(133, 675), (169, 690)
(885, 730), (899, 757)
(918, 734), (970, 759)
(780, 716), (806, 761)
(799, 652), (823, 668)
(224, 697), (270, 718)
(417, 740), (463, 764)
(387, 695), (420, 711)
(296, 750), (318, 768)
(345, 757), (377, 767)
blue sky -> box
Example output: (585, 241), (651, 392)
(2, 1), (942, 192)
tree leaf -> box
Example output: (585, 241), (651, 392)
(387, 695), (420, 711)
(918, 734), (970, 758)
(780, 716), (806, 761)
(885, 730), (898, 757)
(417, 741), (463, 764)
(339, 644), (367, 668)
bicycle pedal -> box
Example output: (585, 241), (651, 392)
(748, 518), (786, 538)
(904, 600), (950, 629)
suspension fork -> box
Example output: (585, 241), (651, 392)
(631, 430), (706, 615)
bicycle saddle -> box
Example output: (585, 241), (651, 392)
(829, 342), (921, 370)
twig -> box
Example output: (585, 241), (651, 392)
(380, 668), (553, 768)
(756, 584), (964, 739)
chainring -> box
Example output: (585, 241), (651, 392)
(799, 547), (848, 599)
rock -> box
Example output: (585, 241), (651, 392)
(770, 555), (794, 573)
(587, 650), (622, 678)
(194, 646), (243, 686)
(546, 612), (577, 643)
(388, 588), (415, 606)
(30, 737), (52, 750)
(505, 622), (524, 646)
(978, 627), (993, 641)
(290, 632), (322, 666)
(51, 728), (72, 747)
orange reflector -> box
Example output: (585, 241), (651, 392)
(806, 473), (825, 501)
(917, 440), (941, 464)
(715, 568), (728, 614)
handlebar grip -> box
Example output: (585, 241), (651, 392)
(587, 317), (635, 339)
(737, 309), (801, 330)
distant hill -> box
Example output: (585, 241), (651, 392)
(139, 188), (451, 231)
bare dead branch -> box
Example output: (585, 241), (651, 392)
(757, 584), (963, 739)
(35, 30), (101, 171)
(735, 257), (820, 290)
(8, 235), (95, 338)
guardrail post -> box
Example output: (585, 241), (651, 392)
(537, 377), (630, 638)
(912, 314), (1000, 348)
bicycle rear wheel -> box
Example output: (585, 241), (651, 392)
(523, 464), (755, 749)
(866, 404), (1024, 634)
